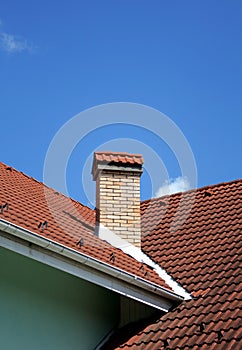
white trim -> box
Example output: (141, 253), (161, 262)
(98, 224), (191, 300)
(0, 219), (184, 312)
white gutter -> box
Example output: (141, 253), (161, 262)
(0, 219), (184, 312)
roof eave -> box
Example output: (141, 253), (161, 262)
(0, 219), (184, 312)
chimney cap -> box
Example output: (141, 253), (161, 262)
(92, 151), (144, 180)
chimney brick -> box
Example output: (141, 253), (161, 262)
(92, 151), (144, 248)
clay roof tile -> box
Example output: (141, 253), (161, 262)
(102, 179), (242, 349)
(0, 161), (172, 293)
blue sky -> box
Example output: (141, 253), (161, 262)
(0, 1), (241, 206)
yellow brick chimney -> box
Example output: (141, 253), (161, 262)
(92, 151), (144, 248)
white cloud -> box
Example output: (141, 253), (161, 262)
(0, 32), (33, 54)
(155, 176), (190, 197)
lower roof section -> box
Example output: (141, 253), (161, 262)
(0, 219), (184, 312)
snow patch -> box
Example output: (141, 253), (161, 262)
(98, 224), (191, 300)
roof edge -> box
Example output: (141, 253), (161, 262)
(0, 161), (95, 214)
(0, 219), (184, 311)
(142, 178), (242, 204)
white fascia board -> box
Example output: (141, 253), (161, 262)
(0, 219), (183, 311)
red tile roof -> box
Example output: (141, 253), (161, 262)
(0, 161), (171, 291)
(105, 180), (242, 348)
(1, 160), (241, 348)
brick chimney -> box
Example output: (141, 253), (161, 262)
(92, 151), (144, 248)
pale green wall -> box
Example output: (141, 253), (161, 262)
(0, 247), (119, 350)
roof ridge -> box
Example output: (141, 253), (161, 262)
(141, 178), (242, 204)
(0, 161), (94, 214)
(2, 162), (240, 209)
